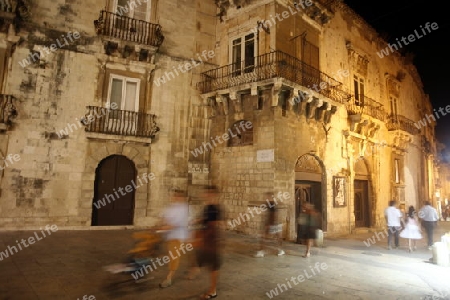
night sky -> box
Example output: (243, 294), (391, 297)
(343, 1), (450, 150)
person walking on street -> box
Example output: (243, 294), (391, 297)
(384, 200), (403, 250)
(188, 185), (223, 299)
(253, 192), (285, 258)
(301, 202), (320, 258)
(418, 201), (439, 249)
(158, 189), (189, 288)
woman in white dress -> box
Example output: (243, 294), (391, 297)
(400, 206), (423, 252)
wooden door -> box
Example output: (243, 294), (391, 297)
(354, 180), (369, 227)
(92, 155), (136, 226)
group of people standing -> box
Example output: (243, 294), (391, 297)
(385, 200), (439, 251)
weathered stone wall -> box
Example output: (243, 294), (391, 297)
(0, 0), (438, 235)
(0, 0), (217, 228)
(203, 0), (436, 239)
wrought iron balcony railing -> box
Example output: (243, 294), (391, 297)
(198, 51), (351, 104)
(0, 94), (17, 129)
(346, 94), (387, 122)
(94, 10), (164, 47)
(84, 106), (160, 138)
(386, 114), (419, 135)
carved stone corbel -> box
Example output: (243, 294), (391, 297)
(229, 91), (242, 113)
(367, 123), (380, 139)
(357, 119), (369, 135)
(315, 100), (327, 121)
(306, 97), (319, 119)
(297, 91), (310, 114)
(271, 81), (282, 107)
(215, 94), (228, 115)
(324, 106), (337, 124)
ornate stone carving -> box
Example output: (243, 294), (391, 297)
(385, 73), (401, 98)
(346, 42), (369, 77)
(295, 154), (322, 173)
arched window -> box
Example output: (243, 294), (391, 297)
(228, 120), (253, 146)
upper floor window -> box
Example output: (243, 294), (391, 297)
(353, 75), (365, 106)
(390, 96), (398, 118)
(302, 39), (319, 70)
(107, 74), (140, 113)
(230, 33), (256, 76)
(301, 38), (320, 83)
(114, 0), (151, 21)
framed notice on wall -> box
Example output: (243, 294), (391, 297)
(256, 149), (274, 162)
(333, 176), (346, 207)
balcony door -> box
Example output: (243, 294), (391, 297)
(113, 0), (150, 21)
(106, 74), (140, 135)
(230, 33), (256, 77)
(112, 0), (151, 39)
(354, 75), (365, 106)
(301, 39), (320, 87)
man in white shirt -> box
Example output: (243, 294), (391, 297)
(384, 200), (403, 250)
(159, 189), (189, 288)
(418, 201), (438, 249)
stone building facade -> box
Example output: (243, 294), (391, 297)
(0, 0), (440, 239)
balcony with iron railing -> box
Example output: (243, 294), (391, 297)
(84, 106), (159, 139)
(386, 114), (419, 135)
(0, 94), (17, 130)
(346, 94), (387, 122)
(94, 10), (164, 47)
(198, 51), (351, 104)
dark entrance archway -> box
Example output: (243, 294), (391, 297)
(92, 155), (136, 226)
(354, 158), (370, 228)
(294, 154), (326, 243)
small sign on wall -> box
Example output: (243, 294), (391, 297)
(257, 149), (274, 162)
(333, 176), (346, 207)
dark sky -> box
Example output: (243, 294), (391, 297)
(343, 1), (450, 149)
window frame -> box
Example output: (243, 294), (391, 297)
(112, 0), (151, 22)
(106, 74), (140, 112)
(353, 74), (365, 106)
(390, 96), (398, 119)
(229, 32), (257, 76)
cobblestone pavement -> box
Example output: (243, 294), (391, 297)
(0, 222), (449, 300)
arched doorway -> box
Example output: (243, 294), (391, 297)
(92, 155), (136, 226)
(294, 154), (326, 243)
(354, 158), (370, 227)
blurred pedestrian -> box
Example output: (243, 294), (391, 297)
(254, 192), (285, 257)
(400, 206), (422, 252)
(418, 201), (438, 249)
(384, 200), (403, 250)
(158, 189), (189, 288)
(189, 185), (223, 299)
(301, 202), (320, 258)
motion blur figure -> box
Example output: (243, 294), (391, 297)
(188, 185), (223, 299)
(158, 189), (189, 288)
(253, 192), (285, 258)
